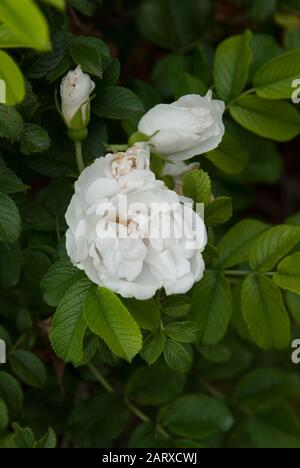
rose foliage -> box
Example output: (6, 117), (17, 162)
(1, 0), (300, 449)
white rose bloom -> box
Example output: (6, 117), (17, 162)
(60, 65), (95, 127)
(65, 146), (207, 300)
(105, 143), (150, 180)
(138, 92), (225, 162)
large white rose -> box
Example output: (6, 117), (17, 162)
(65, 144), (207, 300)
(138, 91), (225, 162)
(60, 65), (95, 127)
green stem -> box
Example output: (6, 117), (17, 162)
(88, 363), (170, 439)
(75, 141), (85, 174)
(88, 363), (114, 394)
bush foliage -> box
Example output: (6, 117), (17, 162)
(1, 0), (300, 449)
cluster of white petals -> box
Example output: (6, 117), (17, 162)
(66, 143), (207, 300)
(139, 92), (225, 162)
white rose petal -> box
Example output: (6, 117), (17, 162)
(65, 144), (207, 300)
(60, 65), (95, 126)
(138, 92), (225, 162)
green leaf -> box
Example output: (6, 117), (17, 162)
(9, 350), (47, 388)
(189, 271), (233, 346)
(93, 87), (144, 120)
(182, 169), (211, 206)
(0, 105), (23, 141)
(50, 276), (92, 364)
(122, 298), (160, 332)
(0, 193), (21, 243)
(205, 133), (248, 174)
(70, 45), (102, 78)
(254, 50), (300, 99)
(0, 371), (23, 419)
(0, 164), (27, 193)
(140, 333), (166, 365)
(67, 393), (130, 447)
(214, 30), (253, 102)
(84, 287), (142, 362)
(159, 394), (234, 439)
(34, 428), (57, 448)
(198, 344), (232, 364)
(164, 321), (199, 343)
(205, 197), (232, 227)
(242, 274), (291, 350)
(284, 28), (300, 50)
(234, 368), (300, 409)
(248, 405), (300, 449)
(125, 361), (185, 406)
(0, 0), (50, 51)
(274, 253), (300, 295)
(11, 423), (35, 448)
(216, 219), (269, 269)
(0, 52), (25, 105)
(251, 0), (277, 22)
(0, 399), (9, 430)
(249, 225), (300, 272)
(20, 123), (51, 155)
(285, 291), (300, 325)
(38, 0), (65, 10)
(176, 72), (207, 99)
(250, 34), (282, 78)
(230, 96), (300, 142)
(41, 257), (83, 307)
(163, 339), (192, 373)
(0, 243), (21, 289)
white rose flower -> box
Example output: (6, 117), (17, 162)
(65, 148), (207, 300)
(105, 143), (150, 180)
(138, 91), (225, 162)
(60, 65), (95, 128)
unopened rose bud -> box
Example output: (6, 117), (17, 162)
(60, 65), (95, 141)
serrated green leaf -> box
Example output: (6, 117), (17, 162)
(0, 193), (21, 243)
(70, 45), (102, 78)
(0, 164), (28, 193)
(176, 72), (207, 99)
(50, 276), (92, 363)
(205, 133), (248, 174)
(274, 253), (300, 295)
(140, 333), (166, 365)
(93, 87), (144, 120)
(0, 399), (9, 430)
(0, 243), (21, 289)
(242, 274), (291, 350)
(159, 394), (234, 439)
(38, 0), (65, 10)
(205, 197), (232, 227)
(216, 219), (269, 269)
(0, 105), (24, 141)
(249, 225), (300, 272)
(34, 427), (57, 448)
(122, 298), (160, 332)
(230, 96), (300, 142)
(214, 30), (253, 102)
(41, 257), (83, 307)
(190, 271), (233, 346)
(254, 49), (300, 99)
(84, 287), (142, 362)
(9, 350), (47, 388)
(164, 321), (198, 343)
(11, 423), (35, 448)
(163, 339), (192, 373)
(20, 123), (50, 155)
(182, 169), (211, 206)
(0, 371), (23, 419)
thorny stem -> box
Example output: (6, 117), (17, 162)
(87, 363), (170, 440)
(75, 141), (85, 174)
